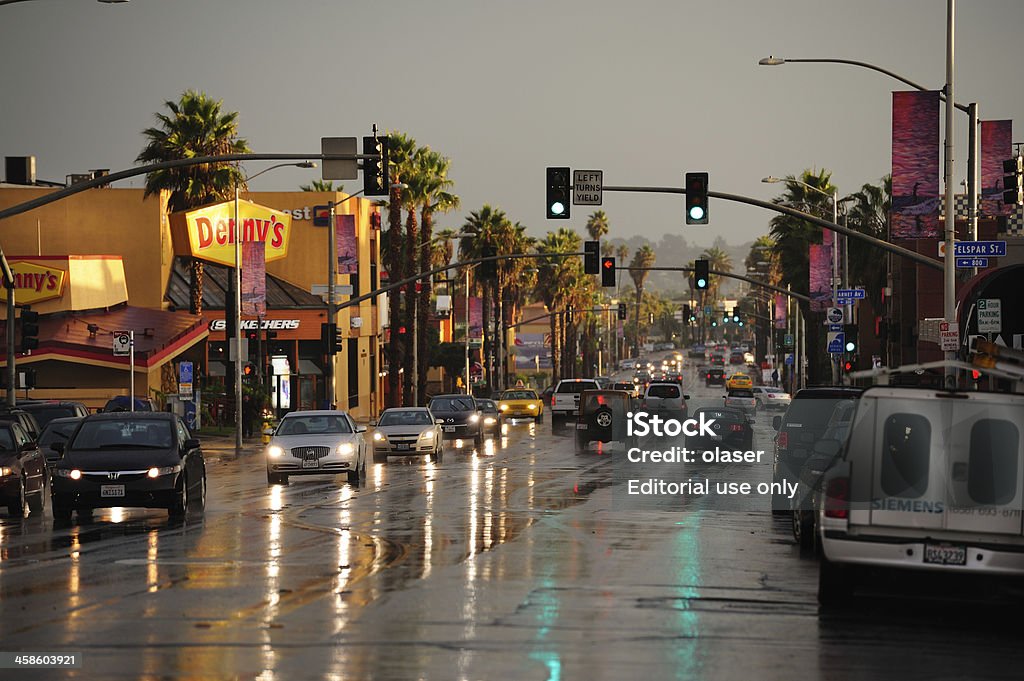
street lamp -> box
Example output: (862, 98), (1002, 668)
(763, 175), (840, 383)
(232, 161), (316, 451)
(760, 45), (969, 381)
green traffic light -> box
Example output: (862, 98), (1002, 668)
(550, 201), (565, 215)
(688, 205), (705, 221)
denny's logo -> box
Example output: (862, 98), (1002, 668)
(184, 200), (292, 267)
(0, 262), (66, 304)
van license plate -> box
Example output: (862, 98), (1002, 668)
(100, 485), (125, 498)
(924, 543), (966, 566)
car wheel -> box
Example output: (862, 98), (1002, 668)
(195, 474), (207, 512)
(28, 474), (46, 513)
(267, 470), (288, 485)
(792, 509), (814, 550)
(168, 475), (188, 517)
(430, 446), (442, 464)
(347, 467), (361, 484)
(474, 431), (484, 449)
(7, 476), (28, 517)
(818, 556), (855, 607)
(537, 412), (543, 424)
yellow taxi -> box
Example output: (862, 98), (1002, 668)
(497, 388), (544, 422)
(726, 373), (753, 390)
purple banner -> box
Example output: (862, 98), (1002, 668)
(469, 296), (483, 338)
(241, 241), (266, 317)
(774, 294), (787, 329)
(808, 244), (832, 312)
(981, 120), (1013, 217)
(335, 214), (357, 275)
(891, 91), (940, 238)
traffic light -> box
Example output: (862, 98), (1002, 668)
(617, 302), (627, 320)
(546, 167), (571, 219)
(732, 313), (740, 324)
(584, 241), (600, 274)
(480, 245), (498, 279)
(243, 363), (256, 377)
(694, 259), (709, 290)
(19, 307), (39, 353)
(362, 135), (390, 196)
(685, 172), (709, 225)
(843, 357), (855, 373)
(600, 256), (616, 287)
(1003, 156), (1023, 206)
(843, 323), (858, 353)
(321, 322), (341, 355)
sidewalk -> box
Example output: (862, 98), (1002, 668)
(199, 432), (265, 455)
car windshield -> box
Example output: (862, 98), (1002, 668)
(478, 400), (497, 411)
(611, 383), (634, 391)
(378, 410), (433, 427)
(278, 415), (352, 435)
(501, 391), (537, 400)
(785, 397), (852, 429)
(24, 406), (77, 428)
(39, 421), (80, 446)
(429, 397), (476, 412)
(647, 385), (680, 398)
(71, 419), (174, 450)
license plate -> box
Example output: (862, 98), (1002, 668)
(395, 443), (410, 450)
(924, 543), (967, 566)
(301, 459), (320, 469)
(444, 426), (456, 433)
(576, 423), (587, 430)
(100, 485), (125, 498)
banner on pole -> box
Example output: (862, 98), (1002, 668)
(891, 90), (941, 238)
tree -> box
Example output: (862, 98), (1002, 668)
(585, 210), (610, 242)
(382, 131), (417, 407)
(137, 90), (250, 315)
(629, 245), (656, 357)
(460, 206), (509, 392)
(536, 229), (583, 381)
(300, 179), (340, 192)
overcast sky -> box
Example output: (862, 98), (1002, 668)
(2, 0), (1022, 248)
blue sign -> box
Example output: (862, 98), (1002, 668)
(954, 241), (1005, 257)
(179, 361), (193, 385)
(828, 324), (843, 332)
(703, 305), (712, 316)
(836, 288), (866, 300)
(827, 332), (845, 354)
(785, 353), (794, 366)
(955, 257), (989, 268)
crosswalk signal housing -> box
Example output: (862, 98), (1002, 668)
(685, 172), (709, 225)
(694, 259), (709, 290)
(600, 257), (616, 287)
(20, 307), (39, 353)
(546, 167), (571, 219)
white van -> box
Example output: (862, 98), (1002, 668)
(817, 385), (1024, 604)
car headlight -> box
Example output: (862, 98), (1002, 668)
(147, 465), (182, 478)
(500, 404), (508, 411)
(469, 414), (480, 423)
(267, 445), (284, 458)
(419, 430), (434, 440)
(484, 417), (496, 425)
(373, 431), (385, 442)
(337, 443), (354, 456)
(0, 466), (13, 477)
(67, 469), (82, 480)
(528, 403), (537, 410)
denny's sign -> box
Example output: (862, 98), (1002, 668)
(178, 200), (293, 267)
(0, 261), (66, 304)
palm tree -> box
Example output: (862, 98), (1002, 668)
(768, 168), (837, 383)
(585, 210), (610, 242)
(629, 245), (656, 357)
(300, 179), (340, 192)
(383, 131), (417, 407)
(460, 206), (509, 392)
(536, 229), (582, 381)
(416, 149), (460, 402)
(137, 90), (250, 315)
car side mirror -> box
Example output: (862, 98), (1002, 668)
(355, 425), (367, 433)
(683, 394), (690, 400)
(183, 438), (201, 451)
(51, 441), (65, 454)
(772, 415), (782, 431)
(369, 419), (377, 427)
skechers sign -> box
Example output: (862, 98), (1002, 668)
(209, 319), (300, 331)
(184, 200), (292, 267)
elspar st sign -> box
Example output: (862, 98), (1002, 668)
(184, 200), (292, 267)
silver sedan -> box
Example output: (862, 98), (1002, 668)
(265, 410), (367, 485)
(370, 407), (443, 463)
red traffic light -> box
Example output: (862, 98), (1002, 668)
(971, 369), (981, 380)
(603, 259), (613, 269)
(843, 361), (853, 372)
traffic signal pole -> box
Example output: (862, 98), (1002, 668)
(3, 250), (13, 408)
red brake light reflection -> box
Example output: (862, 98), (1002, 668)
(825, 477), (850, 519)
(777, 431), (788, 449)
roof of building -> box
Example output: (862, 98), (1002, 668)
(167, 256), (325, 310)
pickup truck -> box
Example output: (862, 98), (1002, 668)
(550, 379), (601, 433)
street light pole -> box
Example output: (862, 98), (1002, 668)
(943, 0), (957, 387)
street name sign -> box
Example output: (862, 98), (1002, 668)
(573, 170), (603, 206)
(836, 288), (865, 300)
(956, 257), (989, 268)
(939, 240), (1007, 258)
(828, 324), (843, 332)
(977, 298), (1002, 333)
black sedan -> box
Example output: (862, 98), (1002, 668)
(475, 398), (502, 439)
(51, 412), (206, 521)
(0, 420), (47, 517)
(685, 407), (754, 451)
(427, 394), (483, 448)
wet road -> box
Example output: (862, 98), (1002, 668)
(2, 358), (1023, 680)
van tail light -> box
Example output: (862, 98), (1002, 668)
(776, 430), (788, 449)
(824, 477), (850, 519)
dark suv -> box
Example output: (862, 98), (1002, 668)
(705, 368), (726, 387)
(770, 386), (864, 514)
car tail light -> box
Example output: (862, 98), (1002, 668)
(824, 477), (850, 519)
(730, 424), (743, 432)
(551, 395), (556, 407)
(777, 430), (788, 449)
